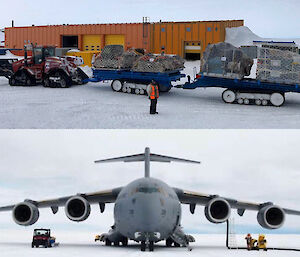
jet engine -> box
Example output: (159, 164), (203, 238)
(205, 197), (231, 224)
(65, 196), (91, 222)
(257, 205), (285, 229)
(12, 202), (39, 226)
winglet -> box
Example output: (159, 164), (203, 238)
(95, 147), (200, 178)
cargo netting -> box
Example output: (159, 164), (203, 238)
(257, 47), (300, 85)
(93, 45), (184, 72)
(132, 54), (184, 73)
(200, 42), (253, 79)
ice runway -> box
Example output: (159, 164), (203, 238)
(0, 231), (299, 257)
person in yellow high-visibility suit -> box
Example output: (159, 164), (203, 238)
(257, 234), (267, 251)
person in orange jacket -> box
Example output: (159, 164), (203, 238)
(147, 80), (159, 114)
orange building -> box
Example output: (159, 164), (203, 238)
(4, 20), (243, 59)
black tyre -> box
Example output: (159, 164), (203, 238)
(31, 243), (34, 248)
(174, 242), (180, 247)
(149, 241), (154, 252)
(121, 238), (128, 246)
(114, 241), (120, 246)
(105, 239), (112, 246)
(43, 77), (51, 88)
(158, 84), (171, 93)
(9, 77), (17, 86)
(166, 238), (173, 247)
(55, 71), (71, 88)
(141, 241), (146, 252)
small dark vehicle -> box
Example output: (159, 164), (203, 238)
(31, 229), (55, 248)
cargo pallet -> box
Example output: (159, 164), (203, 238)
(86, 68), (185, 94)
(178, 74), (300, 107)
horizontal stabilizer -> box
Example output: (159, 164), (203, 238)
(95, 147), (200, 178)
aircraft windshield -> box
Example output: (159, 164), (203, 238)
(137, 187), (159, 193)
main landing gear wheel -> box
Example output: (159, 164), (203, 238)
(166, 238), (173, 247)
(111, 80), (123, 92)
(222, 90), (236, 104)
(149, 241), (154, 252)
(141, 241), (146, 252)
(105, 239), (112, 246)
(121, 238), (128, 246)
(270, 93), (285, 107)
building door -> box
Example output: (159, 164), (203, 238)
(62, 36), (78, 48)
(184, 41), (201, 60)
(105, 35), (125, 47)
(83, 35), (101, 51)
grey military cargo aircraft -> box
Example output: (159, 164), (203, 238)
(1, 147), (300, 251)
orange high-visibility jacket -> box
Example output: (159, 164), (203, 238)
(150, 84), (159, 100)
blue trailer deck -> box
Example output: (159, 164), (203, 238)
(178, 74), (300, 106)
(86, 68), (185, 92)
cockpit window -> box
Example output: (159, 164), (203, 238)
(137, 187), (159, 193)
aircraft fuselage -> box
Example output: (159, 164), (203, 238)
(114, 177), (181, 242)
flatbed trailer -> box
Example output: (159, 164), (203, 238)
(86, 68), (185, 94)
(178, 74), (300, 107)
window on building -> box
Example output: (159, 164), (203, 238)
(161, 28), (165, 32)
(62, 35), (78, 48)
(207, 27), (212, 32)
(186, 27), (191, 32)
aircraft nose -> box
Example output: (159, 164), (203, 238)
(133, 195), (165, 231)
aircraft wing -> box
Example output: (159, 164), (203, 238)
(174, 188), (300, 216)
(0, 187), (123, 212)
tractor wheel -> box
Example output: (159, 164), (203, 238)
(55, 72), (70, 88)
(43, 78), (51, 88)
(9, 77), (17, 86)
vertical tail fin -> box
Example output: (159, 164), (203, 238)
(94, 147), (200, 178)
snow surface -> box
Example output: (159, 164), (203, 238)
(1, 61), (300, 129)
(225, 26), (300, 47)
(0, 231), (299, 257)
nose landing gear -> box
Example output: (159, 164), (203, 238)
(140, 240), (154, 252)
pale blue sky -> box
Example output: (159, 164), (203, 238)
(0, 0), (299, 38)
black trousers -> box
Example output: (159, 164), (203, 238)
(150, 99), (157, 114)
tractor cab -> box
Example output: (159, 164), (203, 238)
(32, 46), (56, 65)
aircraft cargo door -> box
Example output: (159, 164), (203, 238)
(105, 35), (125, 47)
(83, 35), (101, 51)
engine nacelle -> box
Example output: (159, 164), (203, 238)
(205, 198), (231, 224)
(257, 205), (285, 229)
(12, 202), (39, 226)
(65, 196), (91, 222)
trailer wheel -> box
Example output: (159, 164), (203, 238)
(111, 80), (123, 92)
(222, 90), (236, 104)
(270, 93), (285, 107)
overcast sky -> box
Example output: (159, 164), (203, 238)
(0, 0), (299, 38)
(0, 130), (300, 235)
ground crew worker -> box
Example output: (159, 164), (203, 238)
(245, 233), (252, 250)
(257, 234), (267, 251)
(147, 80), (159, 114)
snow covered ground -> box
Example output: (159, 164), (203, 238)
(1, 61), (300, 128)
(0, 231), (299, 257)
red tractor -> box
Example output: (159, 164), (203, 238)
(9, 44), (88, 88)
